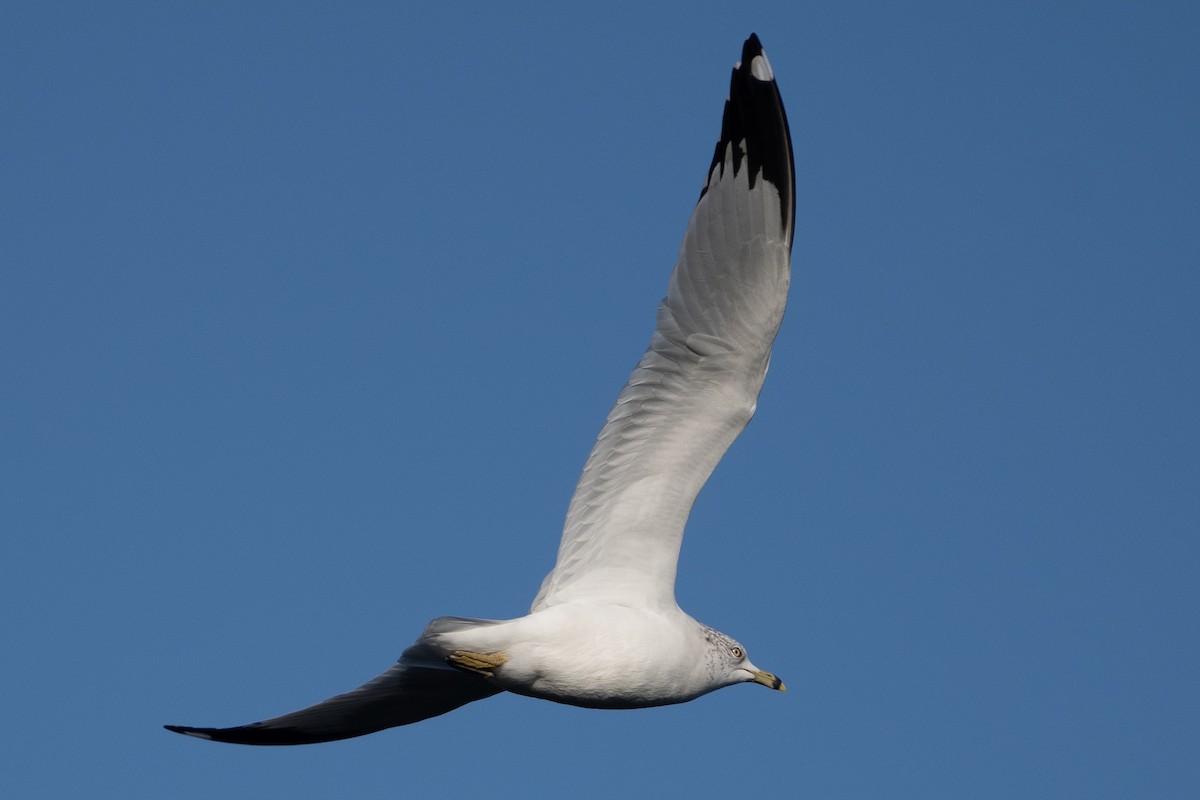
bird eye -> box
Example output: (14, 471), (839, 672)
(730, 646), (744, 659)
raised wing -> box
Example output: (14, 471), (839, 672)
(164, 629), (502, 745)
(532, 34), (794, 612)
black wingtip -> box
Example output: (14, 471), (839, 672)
(700, 33), (795, 248)
(164, 721), (358, 746)
(164, 724), (216, 740)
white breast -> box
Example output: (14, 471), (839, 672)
(493, 604), (712, 709)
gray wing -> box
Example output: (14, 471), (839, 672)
(532, 34), (795, 612)
(164, 625), (502, 745)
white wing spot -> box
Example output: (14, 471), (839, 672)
(750, 53), (773, 81)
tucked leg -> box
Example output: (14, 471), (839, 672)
(446, 650), (508, 678)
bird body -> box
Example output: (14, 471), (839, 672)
(426, 604), (768, 710)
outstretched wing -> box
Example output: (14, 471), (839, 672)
(532, 34), (795, 612)
(164, 636), (502, 745)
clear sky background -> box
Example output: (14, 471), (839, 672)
(3, 2), (1197, 798)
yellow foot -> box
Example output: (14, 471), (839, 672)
(446, 650), (508, 678)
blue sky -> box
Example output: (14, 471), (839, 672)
(3, 1), (1198, 797)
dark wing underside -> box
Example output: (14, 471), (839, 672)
(164, 640), (502, 745)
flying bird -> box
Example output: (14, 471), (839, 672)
(166, 32), (795, 746)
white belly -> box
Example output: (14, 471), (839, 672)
(487, 603), (711, 709)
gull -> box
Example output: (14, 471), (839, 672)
(166, 32), (795, 745)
